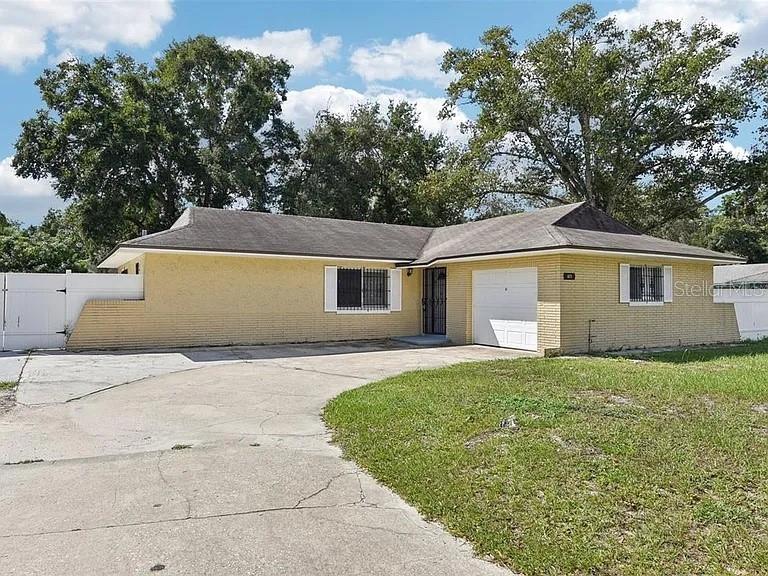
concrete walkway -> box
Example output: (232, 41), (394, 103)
(0, 342), (532, 575)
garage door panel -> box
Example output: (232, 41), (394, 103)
(476, 288), (536, 309)
(474, 269), (536, 286)
(502, 325), (526, 348)
(478, 305), (536, 323)
(473, 268), (537, 351)
(523, 323), (538, 347)
(474, 317), (492, 341)
(489, 319), (511, 342)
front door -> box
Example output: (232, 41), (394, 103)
(422, 267), (447, 335)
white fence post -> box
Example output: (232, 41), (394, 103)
(1, 273), (6, 352)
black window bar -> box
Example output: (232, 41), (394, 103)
(629, 265), (663, 302)
(337, 267), (390, 311)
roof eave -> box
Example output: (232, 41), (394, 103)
(99, 245), (414, 269)
(400, 246), (746, 268)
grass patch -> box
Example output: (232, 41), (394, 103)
(625, 338), (768, 364)
(0, 381), (16, 390)
(324, 343), (768, 575)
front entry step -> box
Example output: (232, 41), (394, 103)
(392, 334), (449, 347)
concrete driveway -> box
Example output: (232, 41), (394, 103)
(0, 341), (532, 575)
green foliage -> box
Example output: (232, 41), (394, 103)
(9, 8), (768, 264)
(441, 3), (765, 231)
(325, 343), (768, 575)
(282, 101), (465, 226)
(13, 36), (298, 252)
(0, 208), (91, 273)
(156, 36), (299, 211)
(415, 147), (524, 222)
(704, 185), (768, 262)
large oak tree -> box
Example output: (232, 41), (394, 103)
(13, 36), (298, 253)
(440, 3), (768, 232)
(281, 101), (470, 226)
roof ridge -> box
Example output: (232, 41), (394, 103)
(422, 202), (582, 235)
(189, 206), (436, 231)
(544, 224), (569, 246)
(122, 208), (194, 246)
(414, 227), (438, 260)
(551, 202), (644, 236)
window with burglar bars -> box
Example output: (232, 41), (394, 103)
(629, 265), (663, 303)
(337, 267), (390, 311)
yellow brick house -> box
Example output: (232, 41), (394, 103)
(68, 203), (744, 354)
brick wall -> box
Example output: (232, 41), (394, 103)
(68, 250), (740, 353)
(443, 253), (739, 355)
(558, 254), (740, 353)
(67, 252), (422, 350)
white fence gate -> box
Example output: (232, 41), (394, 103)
(1, 272), (143, 351)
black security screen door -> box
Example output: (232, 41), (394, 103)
(423, 267), (447, 335)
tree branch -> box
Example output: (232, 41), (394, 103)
(644, 181), (746, 232)
(481, 188), (569, 204)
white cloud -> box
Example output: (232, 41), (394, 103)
(0, 157), (54, 198)
(221, 29), (341, 75)
(608, 0), (768, 72)
(0, 0), (173, 71)
(0, 156), (62, 225)
(671, 140), (750, 161)
(350, 33), (453, 86)
(714, 141), (749, 160)
(0, 24), (47, 70)
(282, 85), (468, 141)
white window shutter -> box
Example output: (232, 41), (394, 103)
(324, 266), (337, 312)
(389, 269), (402, 311)
(619, 264), (630, 303)
(663, 265), (673, 302)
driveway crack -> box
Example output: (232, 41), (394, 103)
(0, 501), (379, 539)
(355, 471), (367, 505)
(258, 410), (280, 433)
(155, 452), (192, 519)
(269, 363), (371, 382)
(292, 471), (357, 508)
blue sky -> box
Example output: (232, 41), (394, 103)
(0, 0), (764, 225)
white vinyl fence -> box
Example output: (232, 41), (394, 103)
(1, 272), (143, 351)
(714, 264), (768, 341)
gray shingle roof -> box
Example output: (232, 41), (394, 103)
(408, 202), (741, 264)
(122, 207), (433, 261)
(106, 202), (743, 267)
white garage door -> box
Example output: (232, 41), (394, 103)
(472, 267), (537, 351)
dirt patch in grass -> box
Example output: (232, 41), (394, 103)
(0, 381), (17, 415)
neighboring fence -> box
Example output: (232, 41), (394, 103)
(714, 264), (768, 341)
(713, 288), (768, 341)
(1, 272), (143, 351)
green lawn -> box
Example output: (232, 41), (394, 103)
(0, 381), (16, 390)
(324, 342), (768, 576)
